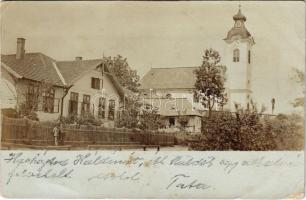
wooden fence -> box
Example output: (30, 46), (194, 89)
(1, 116), (175, 147)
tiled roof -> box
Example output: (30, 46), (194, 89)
(56, 59), (103, 85)
(1, 53), (65, 86)
(140, 67), (199, 90)
(1, 53), (125, 97)
(144, 98), (201, 116)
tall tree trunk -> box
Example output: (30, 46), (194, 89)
(208, 99), (211, 118)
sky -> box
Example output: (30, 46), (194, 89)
(1, 1), (305, 113)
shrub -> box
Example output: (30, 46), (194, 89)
(190, 110), (303, 151)
(17, 103), (39, 121)
(59, 113), (103, 126)
(190, 110), (272, 150)
(262, 113), (304, 150)
(1, 108), (18, 118)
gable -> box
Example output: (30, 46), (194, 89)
(56, 59), (103, 85)
(57, 60), (124, 97)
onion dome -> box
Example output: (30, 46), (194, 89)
(224, 6), (254, 43)
(233, 8), (246, 22)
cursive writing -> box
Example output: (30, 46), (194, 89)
(88, 171), (141, 182)
(166, 174), (211, 190)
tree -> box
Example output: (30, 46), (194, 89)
(194, 48), (227, 117)
(102, 55), (140, 92)
(117, 93), (142, 129)
(291, 68), (304, 108)
(138, 104), (164, 131)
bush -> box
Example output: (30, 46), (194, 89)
(18, 103), (39, 121)
(59, 113), (103, 126)
(190, 110), (303, 151)
(191, 111), (276, 151)
(262, 113), (304, 150)
(1, 108), (18, 118)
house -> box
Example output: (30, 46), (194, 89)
(140, 67), (203, 110)
(1, 38), (124, 124)
(144, 97), (202, 134)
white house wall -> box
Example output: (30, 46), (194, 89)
(62, 69), (121, 120)
(0, 67), (17, 108)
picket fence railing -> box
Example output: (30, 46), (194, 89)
(1, 116), (175, 147)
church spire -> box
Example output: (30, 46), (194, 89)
(224, 4), (254, 42)
(233, 4), (246, 22)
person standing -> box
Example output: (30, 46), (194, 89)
(53, 124), (60, 146)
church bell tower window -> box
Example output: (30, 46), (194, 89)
(248, 50), (251, 64)
(233, 49), (240, 62)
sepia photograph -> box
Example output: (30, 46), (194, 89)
(0, 1), (304, 152)
(0, 1), (304, 199)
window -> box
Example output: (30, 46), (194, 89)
(169, 117), (175, 127)
(233, 49), (240, 62)
(248, 50), (251, 64)
(42, 88), (55, 113)
(91, 78), (100, 89)
(26, 84), (39, 111)
(108, 99), (115, 120)
(69, 92), (79, 115)
(98, 97), (106, 118)
(81, 94), (91, 114)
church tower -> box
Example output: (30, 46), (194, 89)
(224, 6), (255, 110)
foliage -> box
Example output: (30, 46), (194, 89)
(59, 113), (103, 126)
(18, 103), (39, 121)
(116, 92), (164, 131)
(102, 55), (140, 92)
(138, 105), (164, 130)
(194, 48), (227, 117)
(116, 95), (142, 129)
(291, 68), (304, 108)
(1, 108), (18, 118)
(190, 108), (303, 151)
(177, 115), (189, 128)
(262, 113), (304, 150)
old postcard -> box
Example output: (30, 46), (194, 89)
(0, 1), (304, 199)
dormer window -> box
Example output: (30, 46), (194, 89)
(233, 49), (240, 62)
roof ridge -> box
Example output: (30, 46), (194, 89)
(56, 58), (103, 63)
(151, 66), (199, 69)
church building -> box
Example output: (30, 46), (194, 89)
(223, 6), (255, 110)
(140, 6), (255, 112)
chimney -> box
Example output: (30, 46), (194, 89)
(75, 56), (82, 61)
(16, 38), (25, 59)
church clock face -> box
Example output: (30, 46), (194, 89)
(236, 21), (242, 27)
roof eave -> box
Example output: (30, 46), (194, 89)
(1, 61), (23, 79)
